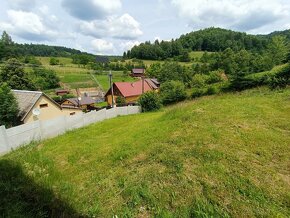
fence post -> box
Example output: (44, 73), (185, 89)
(0, 125), (10, 154)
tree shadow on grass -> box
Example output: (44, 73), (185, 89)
(0, 159), (85, 218)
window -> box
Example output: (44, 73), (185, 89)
(39, 103), (48, 108)
(70, 112), (76, 116)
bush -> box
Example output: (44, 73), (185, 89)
(138, 91), (162, 112)
(191, 88), (206, 98)
(206, 71), (224, 84)
(268, 64), (290, 89)
(191, 74), (207, 88)
(49, 57), (59, 65)
(205, 85), (219, 95)
(29, 67), (60, 90)
(0, 83), (20, 127)
(160, 80), (187, 105)
(268, 77), (288, 90)
(116, 96), (126, 106)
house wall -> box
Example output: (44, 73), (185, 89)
(106, 94), (117, 106)
(106, 94), (140, 106)
(24, 96), (81, 123)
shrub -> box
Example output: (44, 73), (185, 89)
(268, 77), (288, 90)
(268, 64), (290, 89)
(116, 96), (126, 106)
(49, 57), (59, 65)
(191, 88), (206, 98)
(138, 91), (162, 112)
(191, 74), (207, 88)
(160, 80), (187, 105)
(0, 83), (20, 127)
(205, 85), (219, 95)
(206, 71), (224, 84)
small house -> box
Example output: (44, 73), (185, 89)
(105, 79), (159, 106)
(12, 90), (82, 124)
(131, 68), (145, 77)
(55, 89), (70, 96)
(61, 96), (95, 111)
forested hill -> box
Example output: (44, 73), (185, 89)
(0, 31), (97, 60)
(0, 42), (96, 59)
(267, 29), (290, 40)
(124, 27), (290, 60)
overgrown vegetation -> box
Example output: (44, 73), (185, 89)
(0, 83), (19, 127)
(138, 91), (162, 112)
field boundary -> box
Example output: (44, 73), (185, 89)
(0, 106), (141, 155)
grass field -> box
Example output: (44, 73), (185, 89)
(95, 71), (136, 91)
(1, 87), (289, 217)
(34, 57), (135, 91)
(36, 57), (73, 66)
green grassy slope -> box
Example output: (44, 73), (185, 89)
(34, 57), (134, 91)
(1, 88), (290, 217)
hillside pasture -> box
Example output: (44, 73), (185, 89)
(1, 88), (289, 217)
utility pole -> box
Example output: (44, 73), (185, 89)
(109, 71), (114, 107)
(142, 76), (145, 94)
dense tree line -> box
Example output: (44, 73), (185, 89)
(124, 27), (290, 61)
(0, 31), (96, 60)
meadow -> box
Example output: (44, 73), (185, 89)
(1, 87), (289, 217)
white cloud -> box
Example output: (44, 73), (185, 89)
(62, 0), (121, 20)
(79, 13), (143, 40)
(0, 10), (57, 41)
(171, 0), (290, 32)
(7, 0), (37, 11)
(91, 39), (114, 54)
(119, 40), (140, 51)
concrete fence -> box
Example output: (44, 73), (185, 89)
(0, 106), (141, 155)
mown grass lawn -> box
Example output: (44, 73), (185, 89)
(1, 88), (290, 217)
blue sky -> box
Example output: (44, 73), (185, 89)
(1, 0), (290, 55)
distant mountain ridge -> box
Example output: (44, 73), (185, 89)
(124, 27), (290, 60)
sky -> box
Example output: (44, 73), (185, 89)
(0, 0), (290, 55)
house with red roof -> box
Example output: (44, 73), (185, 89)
(105, 79), (159, 106)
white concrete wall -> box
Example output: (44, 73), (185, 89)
(0, 106), (140, 155)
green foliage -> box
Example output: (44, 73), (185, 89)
(160, 80), (187, 105)
(23, 56), (42, 66)
(267, 36), (288, 65)
(206, 71), (224, 84)
(205, 85), (220, 95)
(191, 74), (207, 88)
(49, 57), (60, 65)
(127, 27), (271, 60)
(28, 67), (60, 90)
(0, 58), (35, 90)
(156, 61), (184, 83)
(146, 62), (162, 78)
(228, 72), (259, 91)
(0, 31), (13, 45)
(138, 91), (162, 112)
(179, 51), (191, 62)
(0, 83), (19, 127)
(191, 88), (206, 98)
(116, 96), (126, 106)
(268, 64), (290, 89)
